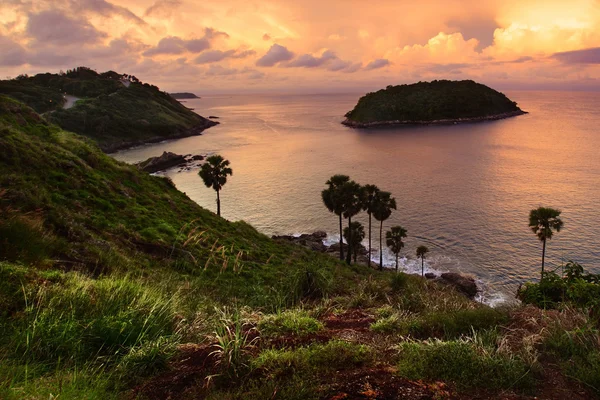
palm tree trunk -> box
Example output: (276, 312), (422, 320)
(216, 189), (221, 217)
(541, 238), (546, 279)
(338, 214), (344, 261)
(368, 213), (372, 263)
(421, 257), (424, 277)
(346, 216), (352, 265)
(379, 220), (383, 271)
(395, 253), (399, 272)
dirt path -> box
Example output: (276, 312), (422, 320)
(63, 95), (80, 109)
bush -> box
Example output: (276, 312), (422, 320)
(390, 273), (408, 292)
(518, 262), (600, 311)
(258, 310), (323, 337)
(287, 264), (334, 302)
(397, 340), (534, 391)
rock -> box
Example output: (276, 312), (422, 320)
(137, 151), (186, 173)
(192, 155), (204, 161)
(438, 272), (478, 298)
(208, 116), (220, 119)
(425, 272), (436, 280)
(312, 231), (327, 239)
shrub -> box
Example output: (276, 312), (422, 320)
(390, 272), (408, 292)
(397, 340), (534, 391)
(518, 262), (600, 311)
(287, 264), (334, 303)
(258, 310), (323, 337)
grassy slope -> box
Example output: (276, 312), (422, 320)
(0, 68), (215, 152)
(0, 96), (598, 399)
(346, 80), (523, 123)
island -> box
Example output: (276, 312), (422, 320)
(0, 67), (217, 152)
(343, 80), (526, 128)
(169, 92), (201, 99)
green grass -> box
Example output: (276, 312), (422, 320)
(258, 310), (323, 337)
(543, 326), (600, 393)
(252, 340), (371, 375)
(396, 339), (535, 391)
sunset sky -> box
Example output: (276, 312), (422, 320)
(1, 0), (600, 93)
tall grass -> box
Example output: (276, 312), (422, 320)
(9, 273), (179, 367)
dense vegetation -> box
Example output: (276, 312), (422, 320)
(1, 95), (599, 399)
(0, 67), (216, 152)
(344, 80), (524, 125)
(170, 92), (200, 99)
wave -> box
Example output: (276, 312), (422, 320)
(322, 233), (511, 307)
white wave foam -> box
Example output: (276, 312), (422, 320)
(320, 233), (509, 307)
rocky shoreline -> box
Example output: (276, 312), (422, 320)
(342, 110), (527, 129)
(136, 151), (206, 174)
(273, 231), (479, 299)
(104, 120), (219, 153)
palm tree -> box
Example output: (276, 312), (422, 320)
(344, 221), (365, 264)
(416, 245), (429, 277)
(322, 175), (350, 260)
(198, 155), (232, 217)
(386, 226), (407, 272)
(372, 191), (397, 270)
(362, 184), (380, 263)
(529, 207), (564, 278)
(341, 181), (365, 265)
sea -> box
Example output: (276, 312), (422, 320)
(112, 91), (600, 306)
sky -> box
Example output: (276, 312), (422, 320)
(1, 0), (600, 93)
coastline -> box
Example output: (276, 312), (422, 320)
(103, 119), (219, 153)
(342, 109), (527, 128)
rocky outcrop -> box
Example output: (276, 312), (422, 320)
(437, 272), (478, 299)
(137, 152), (207, 174)
(272, 231), (377, 268)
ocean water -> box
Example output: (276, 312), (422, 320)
(113, 91), (600, 305)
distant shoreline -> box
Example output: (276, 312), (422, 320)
(105, 120), (219, 153)
(342, 110), (528, 128)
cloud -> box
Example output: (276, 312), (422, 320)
(552, 47), (600, 64)
(26, 10), (106, 45)
(143, 27), (229, 56)
(0, 35), (27, 66)
(194, 48), (255, 64)
(74, 0), (146, 25)
(364, 58), (390, 70)
(256, 44), (294, 67)
(446, 16), (499, 49)
(145, 0), (182, 17)
(420, 62), (470, 74)
(287, 50), (337, 68)
(263, 33), (271, 41)
(204, 65), (265, 80)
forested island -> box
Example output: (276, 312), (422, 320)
(0, 67), (217, 152)
(343, 80), (526, 128)
(169, 92), (200, 99)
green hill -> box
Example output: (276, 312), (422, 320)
(0, 67), (217, 152)
(1, 96), (598, 399)
(344, 80), (525, 127)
